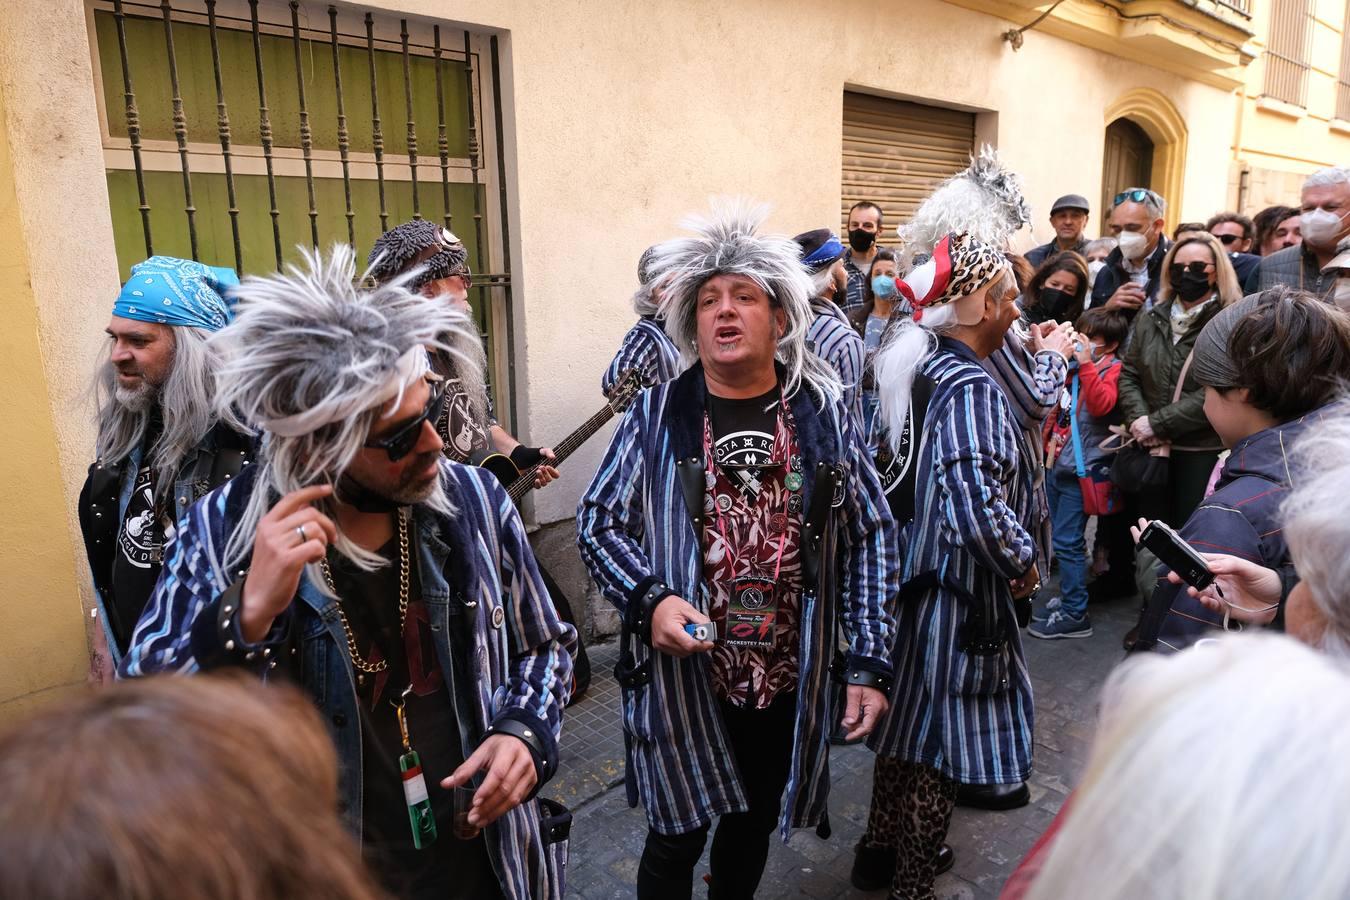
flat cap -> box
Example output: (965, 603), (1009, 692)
(1051, 194), (1091, 214)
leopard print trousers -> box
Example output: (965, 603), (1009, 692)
(860, 757), (957, 900)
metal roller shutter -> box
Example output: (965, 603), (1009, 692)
(841, 92), (976, 235)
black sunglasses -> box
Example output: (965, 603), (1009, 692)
(1168, 261), (1214, 279)
(364, 380), (447, 462)
(1214, 233), (1241, 246)
(1114, 189), (1161, 207)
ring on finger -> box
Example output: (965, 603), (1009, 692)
(295, 524), (308, 545)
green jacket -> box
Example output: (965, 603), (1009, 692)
(1118, 297), (1224, 451)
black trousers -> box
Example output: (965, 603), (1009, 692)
(636, 691), (797, 900)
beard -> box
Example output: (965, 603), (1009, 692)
(387, 451), (443, 505)
(114, 379), (158, 413)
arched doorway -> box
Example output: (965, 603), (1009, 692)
(1101, 118), (1154, 222)
(1100, 88), (1188, 233)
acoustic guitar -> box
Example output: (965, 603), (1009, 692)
(472, 368), (644, 504)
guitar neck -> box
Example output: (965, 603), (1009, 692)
(506, 403), (618, 503)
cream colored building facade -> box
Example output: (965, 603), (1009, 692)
(0, 0), (1330, 719)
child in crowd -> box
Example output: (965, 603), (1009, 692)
(1032, 308), (1130, 639)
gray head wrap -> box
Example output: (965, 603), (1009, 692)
(1192, 293), (1263, 389)
(368, 220), (469, 289)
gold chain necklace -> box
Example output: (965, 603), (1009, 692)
(320, 511), (410, 683)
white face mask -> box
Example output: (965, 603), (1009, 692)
(1117, 230), (1150, 261)
(1087, 259), (1107, 283)
(1300, 208), (1348, 248)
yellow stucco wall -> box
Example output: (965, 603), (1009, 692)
(1233, 0), (1350, 211)
(0, 0), (1246, 711)
(0, 65), (94, 722)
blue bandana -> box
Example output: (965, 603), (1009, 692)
(112, 256), (239, 332)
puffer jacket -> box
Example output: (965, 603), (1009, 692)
(1133, 406), (1335, 652)
(1116, 297), (1224, 450)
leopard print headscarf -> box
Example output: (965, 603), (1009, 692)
(897, 232), (1005, 322)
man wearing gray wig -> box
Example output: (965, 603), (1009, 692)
(123, 246), (576, 900)
(601, 244), (683, 395)
(79, 256), (255, 672)
(579, 200), (897, 898)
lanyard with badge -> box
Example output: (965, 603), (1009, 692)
(702, 411), (801, 648)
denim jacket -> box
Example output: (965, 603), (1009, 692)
(122, 461), (576, 899)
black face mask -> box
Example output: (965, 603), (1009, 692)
(848, 229), (876, 253)
(1037, 287), (1071, 316)
(1172, 271), (1212, 304)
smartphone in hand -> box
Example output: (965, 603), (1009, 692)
(1139, 521), (1215, 592)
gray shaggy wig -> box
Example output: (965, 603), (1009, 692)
(897, 145), (1032, 267)
(211, 244), (475, 575)
(93, 326), (242, 507)
(650, 199), (841, 404)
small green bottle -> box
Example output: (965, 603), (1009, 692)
(399, 749), (438, 849)
(393, 688), (437, 849)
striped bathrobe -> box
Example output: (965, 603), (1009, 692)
(868, 338), (1038, 785)
(577, 363), (897, 838)
(601, 316), (683, 396)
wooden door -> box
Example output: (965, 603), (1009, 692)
(1100, 118), (1154, 227)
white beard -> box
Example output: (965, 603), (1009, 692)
(114, 382), (157, 413)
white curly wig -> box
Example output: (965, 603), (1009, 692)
(650, 198), (841, 404)
(211, 244), (478, 575)
(897, 145), (1032, 267)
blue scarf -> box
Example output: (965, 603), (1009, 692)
(112, 256), (238, 332)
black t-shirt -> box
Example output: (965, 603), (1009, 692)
(437, 377), (491, 463)
(109, 461), (164, 649)
(707, 385), (780, 501)
(328, 531), (501, 900)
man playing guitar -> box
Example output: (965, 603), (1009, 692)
(368, 221), (559, 488)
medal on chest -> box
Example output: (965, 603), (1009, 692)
(393, 684), (438, 849)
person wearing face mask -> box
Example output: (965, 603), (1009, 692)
(1088, 189), (1171, 319)
(1025, 195), (1092, 269)
(1081, 237), (1117, 289)
(841, 201), (885, 315)
(1021, 251), (1090, 326)
(1255, 167), (1350, 299)
(1030, 308), (1129, 640)
(848, 248), (901, 437)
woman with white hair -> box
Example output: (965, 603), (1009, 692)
(123, 246), (576, 900)
(1015, 634), (1350, 900)
(853, 232), (1040, 900)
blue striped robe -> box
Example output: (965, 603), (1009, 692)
(807, 300), (865, 424)
(122, 462), (575, 900)
(602, 316), (683, 395)
(868, 338), (1038, 785)
(577, 363), (898, 837)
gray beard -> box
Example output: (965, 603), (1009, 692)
(114, 382), (158, 413)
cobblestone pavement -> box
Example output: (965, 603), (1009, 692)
(553, 586), (1140, 899)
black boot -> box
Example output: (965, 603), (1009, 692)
(850, 842), (895, 891)
(851, 843), (955, 890)
(954, 782), (1029, 810)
